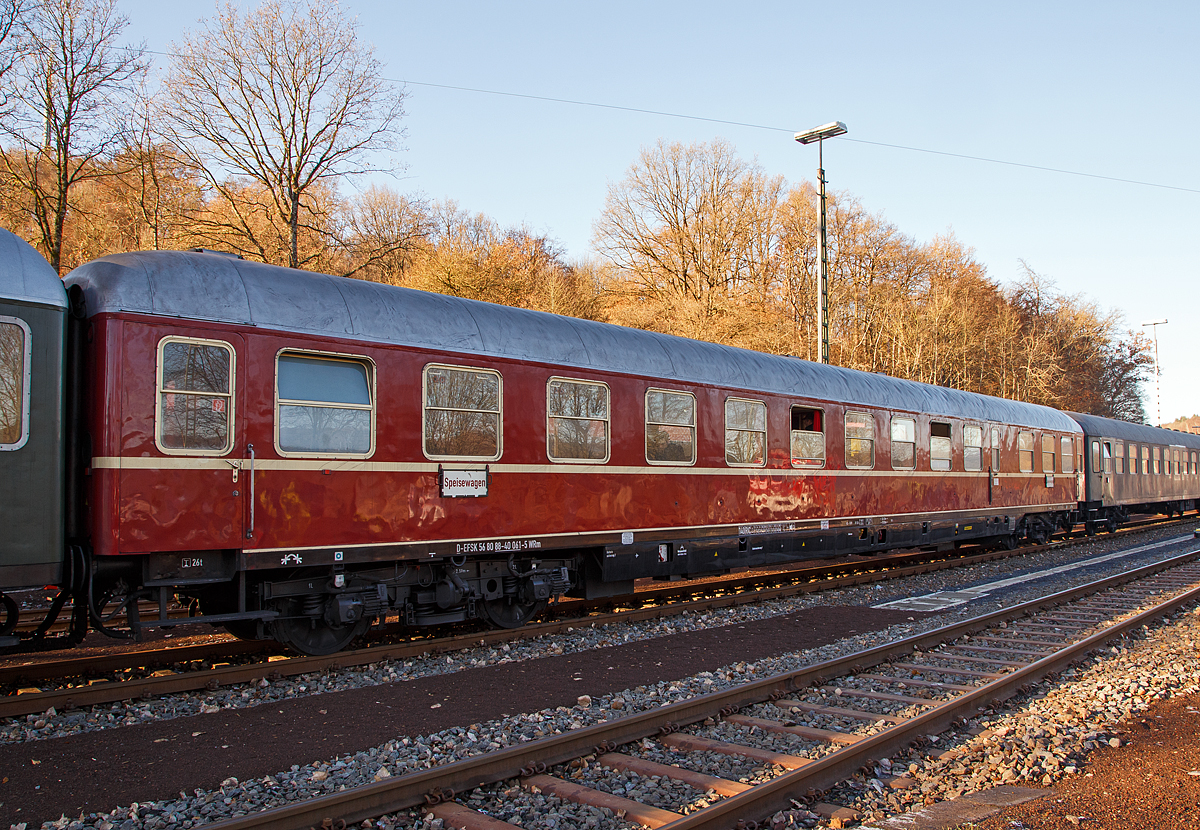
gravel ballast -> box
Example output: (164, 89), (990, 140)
(1, 527), (1196, 829)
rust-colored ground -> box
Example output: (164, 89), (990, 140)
(969, 693), (1200, 830)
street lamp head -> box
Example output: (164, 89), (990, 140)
(794, 121), (848, 145)
(1141, 319), (1168, 327)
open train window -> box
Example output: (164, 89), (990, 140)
(1018, 431), (1034, 473)
(790, 406), (825, 468)
(891, 417), (915, 470)
(964, 425), (983, 472)
(423, 364), (502, 461)
(1042, 434), (1056, 473)
(845, 411), (875, 469)
(645, 389), (695, 465)
(1062, 437), (1075, 474)
(1114, 441), (1124, 474)
(547, 378), (609, 463)
(930, 421), (951, 471)
(156, 336), (235, 456)
(991, 427), (1001, 471)
(276, 351), (374, 457)
(0, 317), (31, 451)
(725, 398), (766, 467)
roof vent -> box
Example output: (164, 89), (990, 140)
(188, 248), (244, 259)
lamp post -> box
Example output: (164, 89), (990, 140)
(794, 120), (847, 365)
(1141, 318), (1167, 426)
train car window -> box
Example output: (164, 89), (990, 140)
(1153, 447), (1161, 475)
(423, 364), (502, 461)
(547, 378), (610, 462)
(1141, 445), (1149, 475)
(0, 317), (31, 451)
(930, 422), (952, 471)
(1018, 432), (1034, 473)
(1062, 437), (1075, 474)
(790, 406), (825, 468)
(1192, 452), (1197, 475)
(991, 426), (1001, 471)
(890, 417), (915, 470)
(1173, 449), (1181, 475)
(1131, 444), (1140, 475)
(725, 398), (766, 467)
(645, 389), (696, 465)
(156, 337), (235, 455)
(1042, 435), (1056, 473)
(964, 425), (983, 472)
(845, 411), (875, 469)
(1114, 441), (1125, 474)
(276, 353), (374, 456)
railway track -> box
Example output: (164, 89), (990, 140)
(0, 516), (1193, 720)
(196, 546), (1200, 830)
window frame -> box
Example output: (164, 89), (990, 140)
(155, 335), (236, 457)
(645, 387), (697, 466)
(1114, 440), (1125, 474)
(546, 376), (611, 464)
(273, 348), (376, 460)
(1042, 434), (1057, 474)
(1018, 431), (1034, 473)
(1062, 436), (1075, 474)
(929, 421), (952, 472)
(890, 416), (916, 471)
(963, 424), (983, 472)
(724, 396), (767, 468)
(844, 410), (876, 470)
(0, 315), (32, 452)
(990, 426), (1001, 471)
(422, 363), (504, 462)
(790, 405), (826, 469)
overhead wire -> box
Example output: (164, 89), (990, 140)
(135, 46), (1198, 195)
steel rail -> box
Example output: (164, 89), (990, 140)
(0, 540), (1064, 716)
(1, 520), (1189, 715)
(196, 546), (1200, 830)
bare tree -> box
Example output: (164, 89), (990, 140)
(161, 0), (406, 269)
(0, 0), (24, 93)
(0, 0), (144, 271)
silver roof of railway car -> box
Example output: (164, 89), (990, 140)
(0, 230), (67, 309)
(65, 249), (1080, 431)
(1068, 412), (1200, 448)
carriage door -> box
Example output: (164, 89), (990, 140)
(1100, 441), (1114, 502)
(1087, 440), (1102, 505)
(152, 332), (246, 550)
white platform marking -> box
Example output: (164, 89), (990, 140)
(873, 536), (1194, 612)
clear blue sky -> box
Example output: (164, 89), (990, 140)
(121, 0), (1199, 423)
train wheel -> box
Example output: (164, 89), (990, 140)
(0, 594), (17, 637)
(481, 596), (546, 629)
(271, 612), (368, 656)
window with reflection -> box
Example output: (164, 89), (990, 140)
(423, 365), (502, 460)
(158, 338), (234, 453)
(725, 398), (766, 466)
(276, 353), (373, 455)
(845, 411), (875, 469)
(991, 426), (1001, 471)
(1042, 434), (1056, 473)
(1062, 437), (1075, 474)
(790, 406), (825, 468)
(547, 378), (609, 462)
(1153, 446), (1161, 475)
(646, 389), (695, 464)
(1018, 431), (1034, 473)
(1141, 445), (1150, 475)
(1114, 441), (1124, 474)
(891, 417), (915, 470)
(0, 319), (29, 448)
(930, 422), (952, 471)
(964, 425), (983, 472)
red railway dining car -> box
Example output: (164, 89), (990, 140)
(52, 248), (1085, 653)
